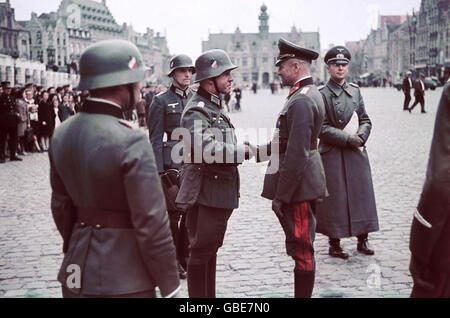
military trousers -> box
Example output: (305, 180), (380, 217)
(0, 125), (18, 159)
(186, 204), (233, 265)
(279, 202), (316, 272)
(411, 272), (450, 298)
(168, 209), (189, 268)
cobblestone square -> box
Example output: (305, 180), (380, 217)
(0, 87), (444, 298)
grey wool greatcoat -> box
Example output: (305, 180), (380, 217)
(316, 80), (379, 239)
(49, 99), (179, 297)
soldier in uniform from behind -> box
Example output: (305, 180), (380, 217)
(409, 80), (450, 298)
(316, 46), (379, 260)
(176, 49), (254, 298)
(254, 38), (327, 298)
(49, 40), (180, 298)
(147, 54), (196, 279)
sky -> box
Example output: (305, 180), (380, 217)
(11, 0), (421, 59)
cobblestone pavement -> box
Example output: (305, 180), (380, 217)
(0, 87), (444, 298)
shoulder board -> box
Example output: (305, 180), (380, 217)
(318, 85), (325, 91)
(300, 87), (310, 95)
(119, 120), (134, 130)
(156, 91), (165, 97)
(349, 83), (359, 88)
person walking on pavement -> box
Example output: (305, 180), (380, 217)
(0, 81), (22, 163)
(255, 38), (327, 298)
(409, 80), (450, 298)
(147, 54), (196, 280)
(316, 46), (379, 260)
(49, 40), (180, 298)
(176, 49), (254, 298)
(402, 71), (413, 111)
(409, 74), (427, 114)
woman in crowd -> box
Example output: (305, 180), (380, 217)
(38, 91), (52, 151)
(51, 94), (62, 133)
(15, 89), (29, 155)
(26, 90), (42, 153)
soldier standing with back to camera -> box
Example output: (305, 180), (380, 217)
(256, 38), (327, 298)
(147, 54), (196, 279)
(409, 80), (450, 298)
(49, 40), (180, 298)
(315, 46), (379, 260)
(176, 49), (254, 298)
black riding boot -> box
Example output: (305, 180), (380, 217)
(187, 263), (208, 298)
(206, 255), (217, 298)
(294, 270), (315, 298)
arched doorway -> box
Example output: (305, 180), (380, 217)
(263, 72), (270, 87)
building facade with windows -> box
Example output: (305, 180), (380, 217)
(202, 5), (323, 88)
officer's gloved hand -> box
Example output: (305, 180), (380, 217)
(347, 134), (364, 148)
(272, 199), (284, 219)
(410, 256), (435, 292)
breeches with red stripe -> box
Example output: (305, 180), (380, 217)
(279, 202), (316, 272)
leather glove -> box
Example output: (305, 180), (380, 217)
(410, 256), (435, 292)
(272, 199), (284, 219)
(348, 134), (364, 148)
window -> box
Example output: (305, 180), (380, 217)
(242, 73), (249, 82)
(262, 57), (268, 63)
(242, 57), (248, 67)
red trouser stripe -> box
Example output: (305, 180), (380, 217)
(294, 202), (312, 271)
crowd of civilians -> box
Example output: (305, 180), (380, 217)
(0, 81), (89, 163)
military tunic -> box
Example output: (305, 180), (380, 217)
(316, 80), (379, 239)
(148, 85), (193, 173)
(50, 98), (180, 297)
(410, 82), (450, 298)
(261, 77), (328, 272)
(0, 92), (19, 161)
(176, 87), (244, 264)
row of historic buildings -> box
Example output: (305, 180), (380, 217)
(0, 0), (171, 87)
(203, 4), (324, 87)
(346, 0), (449, 85)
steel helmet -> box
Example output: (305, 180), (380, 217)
(77, 40), (149, 91)
(167, 54), (196, 77)
(194, 49), (238, 83)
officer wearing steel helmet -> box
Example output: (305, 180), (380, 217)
(175, 49), (254, 298)
(147, 54), (196, 279)
(49, 40), (180, 298)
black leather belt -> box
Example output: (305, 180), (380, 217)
(77, 208), (133, 229)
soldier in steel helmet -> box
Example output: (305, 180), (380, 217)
(147, 54), (196, 279)
(175, 49), (254, 298)
(316, 46), (379, 260)
(49, 40), (180, 298)
(255, 38), (327, 298)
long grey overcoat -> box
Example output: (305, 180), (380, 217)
(315, 81), (379, 238)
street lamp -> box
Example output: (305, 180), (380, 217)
(11, 51), (19, 86)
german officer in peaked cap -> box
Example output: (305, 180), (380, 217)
(147, 54), (196, 279)
(50, 40), (180, 298)
(176, 49), (254, 298)
(256, 38), (327, 298)
(316, 46), (379, 260)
